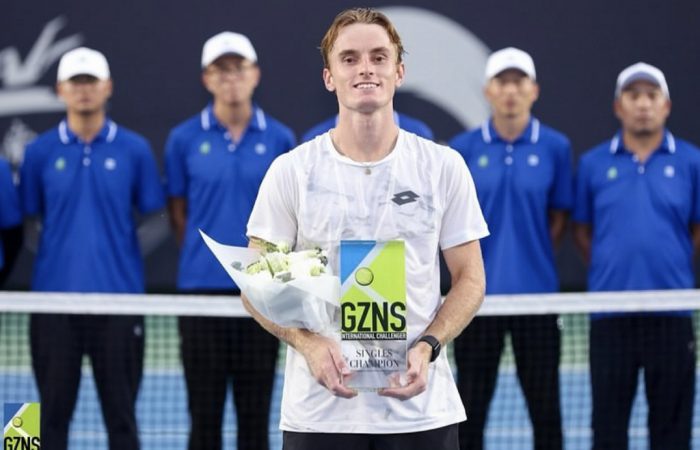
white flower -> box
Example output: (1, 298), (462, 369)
(242, 240), (328, 282)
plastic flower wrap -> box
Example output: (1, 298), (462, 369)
(199, 230), (339, 334)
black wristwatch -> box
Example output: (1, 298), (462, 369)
(417, 335), (441, 362)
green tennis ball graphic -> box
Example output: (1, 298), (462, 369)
(355, 267), (374, 286)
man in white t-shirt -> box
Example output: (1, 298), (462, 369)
(244, 8), (489, 449)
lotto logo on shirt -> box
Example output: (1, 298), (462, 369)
(3, 403), (40, 449)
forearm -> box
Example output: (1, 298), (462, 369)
(167, 198), (187, 247)
(423, 241), (486, 345)
(240, 292), (312, 351)
(691, 224), (700, 257)
(548, 210), (568, 249)
(423, 266), (484, 345)
(573, 223), (592, 265)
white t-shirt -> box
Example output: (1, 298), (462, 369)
(248, 130), (489, 434)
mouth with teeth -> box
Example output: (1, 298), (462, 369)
(354, 82), (380, 89)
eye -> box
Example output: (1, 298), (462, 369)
(342, 55), (356, 64)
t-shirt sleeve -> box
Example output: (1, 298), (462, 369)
(135, 139), (165, 214)
(164, 131), (187, 198)
(549, 137), (574, 211)
(19, 143), (43, 217)
(440, 150), (490, 250)
(247, 154), (298, 246)
(0, 159), (21, 228)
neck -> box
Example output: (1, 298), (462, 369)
(213, 100), (253, 140)
(491, 113), (530, 142)
(67, 111), (106, 143)
(332, 107), (399, 162)
(622, 128), (665, 161)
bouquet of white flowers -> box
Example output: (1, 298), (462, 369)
(200, 231), (339, 333)
(237, 238), (328, 282)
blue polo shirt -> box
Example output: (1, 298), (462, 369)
(165, 105), (295, 290)
(450, 118), (573, 294)
(574, 131), (700, 295)
(20, 119), (165, 293)
(0, 158), (21, 269)
(301, 111), (434, 142)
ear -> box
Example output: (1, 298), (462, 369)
(531, 81), (540, 103)
(55, 82), (64, 100)
(104, 79), (114, 99)
(201, 70), (216, 95)
(250, 65), (261, 89)
(483, 82), (494, 104)
(323, 67), (335, 92)
(395, 62), (405, 88)
(613, 98), (622, 121)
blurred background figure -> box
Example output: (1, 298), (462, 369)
(0, 156), (22, 287)
(164, 31), (295, 450)
(20, 47), (164, 450)
(451, 47), (572, 450)
(574, 62), (698, 450)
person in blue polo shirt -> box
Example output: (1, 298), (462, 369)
(450, 48), (572, 450)
(165, 31), (295, 450)
(301, 110), (433, 142)
(19, 47), (164, 450)
(0, 157), (22, 286)
(573, 62), (698, 450)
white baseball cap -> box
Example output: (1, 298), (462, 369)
(201, 31), (257, 68)
(615, 62), (670, 99)
(57, 47), (110, 82)
(485, 47), (536, 80)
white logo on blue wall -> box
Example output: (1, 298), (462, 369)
(1, 17), (83, 169)
(0, 17), (83, 118)
(379, 7), (490, 129)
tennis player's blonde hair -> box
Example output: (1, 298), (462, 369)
(319, 8), (405, 69)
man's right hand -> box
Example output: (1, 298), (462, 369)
(298, 333), (357, 398)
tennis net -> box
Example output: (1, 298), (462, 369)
(0, 290), (699, 449)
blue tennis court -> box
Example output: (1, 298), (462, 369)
(3, 368), (700, 449)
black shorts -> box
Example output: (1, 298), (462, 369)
(283, 423), (459, 450)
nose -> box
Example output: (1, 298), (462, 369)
(358, 57), (374, 77)
(635, 94), (653, 109)
(501, 81), (519, 94)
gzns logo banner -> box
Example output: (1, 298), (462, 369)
(3, 403), (40, 449)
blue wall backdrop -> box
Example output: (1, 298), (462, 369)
(2, 0), (699, 290)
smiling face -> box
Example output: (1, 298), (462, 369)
(322, 23), (404, 115)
